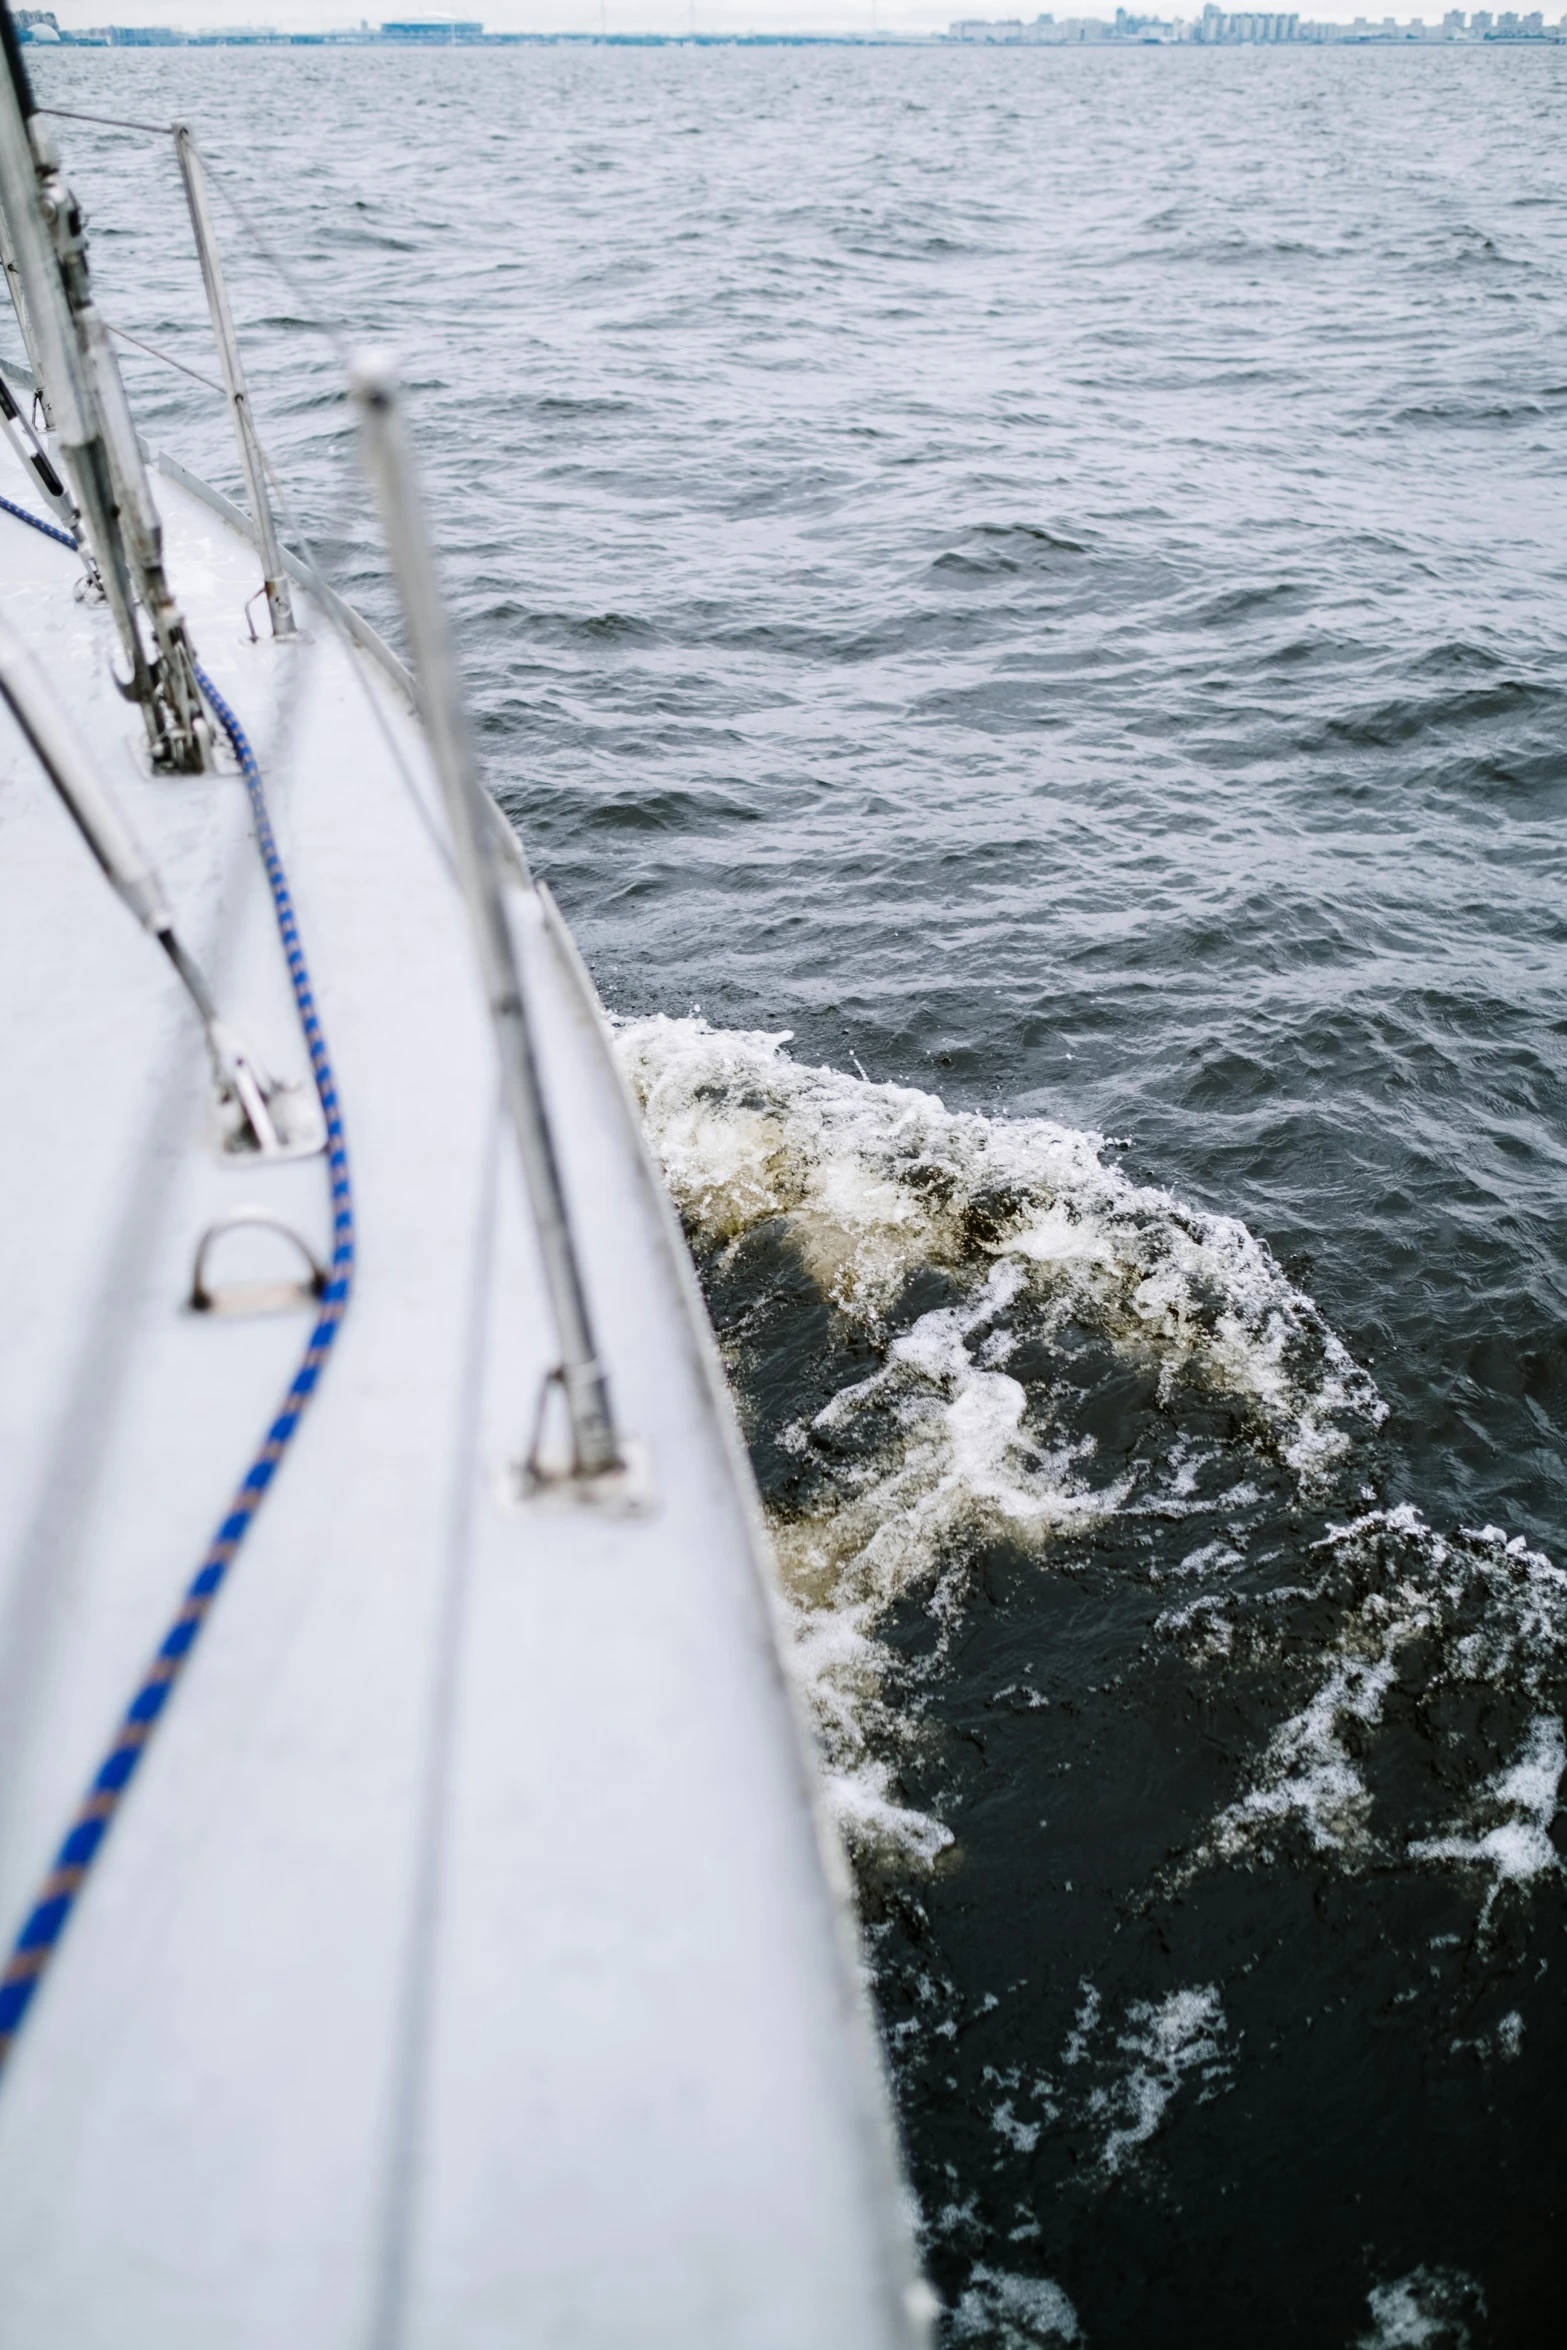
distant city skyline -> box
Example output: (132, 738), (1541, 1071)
(949, 5), (1561, 33)
(29, 0), (1564, 37)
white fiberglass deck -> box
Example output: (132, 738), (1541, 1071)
(0, 430), (925, 2346)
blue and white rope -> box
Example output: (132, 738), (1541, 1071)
(0, 488), (74, 550)
(0, 496), (355, 2076)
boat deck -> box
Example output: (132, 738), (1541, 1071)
(0, 428), (923, 2347)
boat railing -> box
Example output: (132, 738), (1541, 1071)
(0, 55), (632, 1493)
(353, 352), (625, 1489)
(10, 97), (298, 644)
(172, 124), (294, 639)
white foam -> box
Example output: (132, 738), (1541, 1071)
(1154, 1592), (1236, 1659)
(1409, 1715), (1565, 1929)
(617, 1017), (1379, 1464)
(1357, 2266), (1485, 2350)
(1197, 1510), (1567, 1884)
(972, 1980), (1233, 2195)
(1089, 1985), (1231, 2177)
(820, 1763), (956, 1870)
(763, 1269), (1124, 1859)
(1210, 1645), (1411, 1863)
(990, 2101), (1043, 2154)
(616, 1015), (1383, 1860)
(950, 2266), (1082, 2345)
(1060, 1979), (1102, 2068)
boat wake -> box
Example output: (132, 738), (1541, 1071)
(616, 1018), (1376, 1854)
(617, 1016), (1567, 1917)
(616, 1016), (1567, 2325)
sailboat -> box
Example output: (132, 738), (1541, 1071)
(0, 11), (929, 2340)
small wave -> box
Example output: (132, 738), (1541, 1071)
(929, 523), (1090, 580)
(1312, 675), (1562, 751)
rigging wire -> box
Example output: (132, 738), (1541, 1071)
(0, 494), (356, 2082)
(29, 106), (345, 358)
(105, 317), (227, 396)
(35, 102), (174, 137)
(194, 138), (353, 368)
(33, 107), (350, 364)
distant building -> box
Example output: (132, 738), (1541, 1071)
(950, 12), (1118, 34)
(379, 19), (484, 37)
(1194, 6), (1302, 36)
(944, 3), (1564, 28)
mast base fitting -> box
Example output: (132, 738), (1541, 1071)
(509, 1366), (654, 1516)
(153, 712), (214, 776)
(208, 1025), (325, 1162)
(508, 1435), (655, 1519)
(213, 1076), (324, 1162)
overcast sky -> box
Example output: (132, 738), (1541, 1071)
(37, 0), (1504, 40)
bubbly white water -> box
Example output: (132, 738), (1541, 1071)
(1409, 1713), (1566, 1932)
(616, 1016), (1567, 1984)
(616, 1014), (1385, 1860)
(978, 1976), (1233, 2191)
(613, 1012), (1567, 2337)
(616, 1015), (1377, 1463)
(1356, 2267), (1486, 2350)
(1200, 1506), (1567, 1888)
(1088, 1986), (1231, 2179)
(950, 2268), (1082, 2347)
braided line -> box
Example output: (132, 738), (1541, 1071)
(0, 571), (355, 2076)
(0, 490), (76, 551)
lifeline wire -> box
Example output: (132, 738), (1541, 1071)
(106, 317), (227, 397)
(0, 496), (356, 2077)
(33, 111), (350, 365)
(36, 103), (175, 138)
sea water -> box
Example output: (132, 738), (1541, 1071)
(23, 38), (1567, 2347)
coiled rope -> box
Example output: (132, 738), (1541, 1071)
(0, 496), (355, 2076)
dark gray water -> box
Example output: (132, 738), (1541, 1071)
(24, 40), (1567, 2347)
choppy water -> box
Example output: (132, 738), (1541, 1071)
(23, 37), (1567, 2347)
